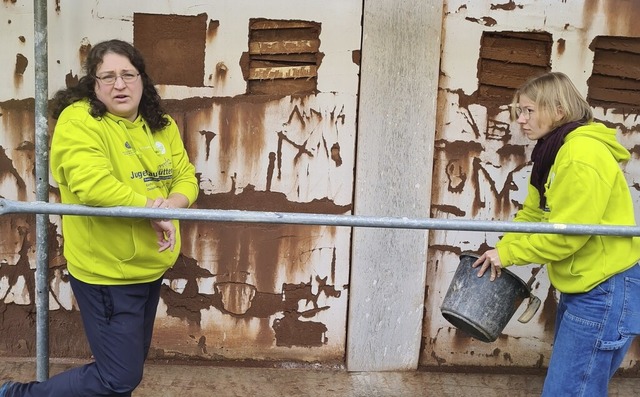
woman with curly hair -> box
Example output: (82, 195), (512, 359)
(1, 39), (199, 397)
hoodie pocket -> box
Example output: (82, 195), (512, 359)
(88, 217), (137, 262)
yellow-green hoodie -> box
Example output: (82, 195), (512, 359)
(496, 122), (640, 293)
(50, 100), (199, 285)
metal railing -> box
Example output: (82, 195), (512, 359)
(4, 198), (640, 236)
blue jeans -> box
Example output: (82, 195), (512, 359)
(7, 275), (162, 397)
(542, 262), (640, 396)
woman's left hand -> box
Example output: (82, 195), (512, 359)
(150, 219), (176, 252)
(471, 249), (503, 281)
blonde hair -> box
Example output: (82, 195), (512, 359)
(511, 72), (592, 129)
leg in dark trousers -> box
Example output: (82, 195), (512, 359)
(7, 275), (163, 397)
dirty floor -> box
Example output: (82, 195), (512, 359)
(1, 357), (639, 396)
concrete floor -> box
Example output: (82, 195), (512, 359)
(1, 357), (639, 396)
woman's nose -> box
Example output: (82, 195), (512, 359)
(113, 76), (127, 88)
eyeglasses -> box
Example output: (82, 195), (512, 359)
(95, 72), (140, 85)
(514, 107), (534, 120)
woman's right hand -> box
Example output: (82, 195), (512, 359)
(472, 249), (503, 281)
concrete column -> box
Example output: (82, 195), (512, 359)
(346, 0), (443, 371)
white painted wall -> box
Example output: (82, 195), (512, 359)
(424, 0), (640, 368)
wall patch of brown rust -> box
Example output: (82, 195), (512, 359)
(477, 31), (552, 110)
(352, 49), (360, 66)
(587, 36), (640, 115)
(273, 311), (327, 347)
(603, 0), (640, 36)
(246, 19), (322, 95)
(78, 38), (91, 69)
(216, 98), (267, 175)
(207, 19), (219, 41)
(0, 146), (25, 193)
(490, 1), (520, 11)
(14, 53), (27, 85)
(65, 70), (79, 88)
(0, 99), (35, 201)
(0, 214), (84, 358)
(539, 283), (557, 337)
(556, 38), (566, 55)
(134, 13), (207, 87)
(464, 16), (497, 27)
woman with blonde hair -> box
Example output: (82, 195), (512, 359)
(474, 72), (640, 396)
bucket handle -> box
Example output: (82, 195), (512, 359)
(517, 294), (541, 323)
(517, 266), (543, 323)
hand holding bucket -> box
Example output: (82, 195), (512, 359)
(440, 251), (542, 342)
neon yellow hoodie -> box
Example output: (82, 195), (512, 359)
(50, 100), (199, 285)
(496, 122), (640, 293)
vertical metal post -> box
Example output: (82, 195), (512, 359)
(33, 0), (50, 381)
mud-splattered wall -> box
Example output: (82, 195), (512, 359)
(422, 0), (640, 373)
(0, 1), (361, 364)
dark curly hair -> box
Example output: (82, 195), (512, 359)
(51, 39), (169, 132)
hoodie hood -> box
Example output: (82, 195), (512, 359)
(565, 122), (630, 163)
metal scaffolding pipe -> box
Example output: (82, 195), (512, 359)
(3, 198), (640, 236)
(33, 0), (50, 381)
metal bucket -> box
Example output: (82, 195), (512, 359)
(440, 251), (541, 342)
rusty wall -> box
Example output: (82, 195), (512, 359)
(0, 1), (361, 364)
(422, 0), (640, 373)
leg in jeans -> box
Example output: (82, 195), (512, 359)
(542, 263), (640, 397)
(6, 275), (163, 397)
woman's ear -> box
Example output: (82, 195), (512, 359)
(554, 106), (565, 123)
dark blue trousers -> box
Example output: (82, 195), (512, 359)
(8, 275), (163, 397)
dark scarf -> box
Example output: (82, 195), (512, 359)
(530, 119), (585, 209)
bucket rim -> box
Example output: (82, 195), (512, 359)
(440, 308), (496, 342)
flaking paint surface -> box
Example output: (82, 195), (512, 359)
(0, 0), (361, 364)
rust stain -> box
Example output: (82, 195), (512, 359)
(78, 39), (91, 68)
(217, 99), (267, 175)
(351, 49), (360, 66)
(431, 204), (465, 217)
(0, 214), (78, 357)
(0, 146), (25, 192)
(197, 183), (350, 214)
(134, 13), (207, 87)
(330, 142), (342, 166)
(556, 38), (566, 55)
(266, 152), (276, 191)
(14, 53), (27, 76)
(198, 129), (217, 160)
(464, 16), (497, 27)
(214, 61), (227, 85)
(273, 312), (327, 347)
(65, 70), (79, 88)
(539, 284), (557, 336)
(490, 1), (521, 11)
(430, 350), (447, 366)
(207, 19), (219, 42)
(603, 0), (640, 36)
